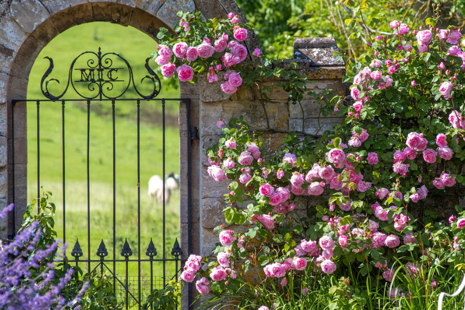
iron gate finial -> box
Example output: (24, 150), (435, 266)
(96, 240), (108, 258)
(121, 239), (133, 258)
(71, 239), (83, 258)
(171, 238), (182, 258)
(146, 238), (157, 258)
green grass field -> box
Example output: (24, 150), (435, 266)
(26, 22), (182, 300)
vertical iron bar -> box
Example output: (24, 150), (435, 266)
(10, 101), (16, 239)
(185, 99), (193, 310)
(162, 99), (166, 288)
(62, 100), (66, 246)
(175, 257), (179, 310)
(137, 99), (141, 308)
(150, 258), (153, 310)
(125, 259), (129, 310)
(87, 100), (91, 273)
(37, 101), (40, 204)
(112, 100), (116, 296)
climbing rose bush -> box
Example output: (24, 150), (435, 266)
(179, 13), (465, 310)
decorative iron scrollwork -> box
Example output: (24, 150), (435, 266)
(40, 47), (162, 100)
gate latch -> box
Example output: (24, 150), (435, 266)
(191, 127), (199, 140)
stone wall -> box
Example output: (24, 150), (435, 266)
(197, 37), (346, 258)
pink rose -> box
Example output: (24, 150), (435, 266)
(276, 187), (290, 202)
(327, 148), (345, 164)
(300, 239), (317, 252)
(290, 172), (305, 188)
(239, 173), (251, 184)
(228, 72), (242, 87)
(351, 87), (361, 100)
(457, 218), (465, 229)
(339, 200), (352, 212)
(423, 149), (437, 163)
(219, 230), (236, 246)
(208, 165), (224, 182)
(447, 29), (462, 45)
(416, 30), (432, 45)
(448, 46), (461, 56)
(210, 266), (228, 281)
(399, 23), (409, 34)
(269, 192), (282, 206)
(372, 232), (387, 248)
(437, 29), (449, 40)
(207, 73), (218, 83)
(376, 188), (389, 199)
(403, 147), (417, 160)
(370, 71), (382, 80)
(374, 206), (388, 221)
(449, 110), (465, 129)
(223, 158), (235, 169)
(283, 153), (297, 166)
(222, 52), (239, 67)
(161, 63), (176, 78)
(308, 182), (325, 196)
(390, 20), (400, 29)
(417, 185), (428, 199)
(195, 277), (210, 294)
(433, 178), (445, 189)
(225, 138), (236, 149)
(233, 27), (248, 41)
(238, 151), (253, 166)
(378, 76), (393, 89)
(253, 48), (261, 57)
(319, 236), (335, 250)
(348, 136), (361, 147)
(214, 38), (228, 53)
(265, 263), (286, 278)
(259, 183), (274, 197)
(293, 257), (307, 271)
(186, 47), (199, 62)
(383, 269), (394, 282)
(177, 64), (194, 82)
(385, 235), (400, 248)
(217, 119), (224, 128)
(439, 146), (453, 160)
(439, 81), (454, 100)
(393, 162), (409, 176)
(291, 186), (304, 195)
(258, 307), (269, 310)
(370, 59), (382, 68)
(410, 193), (420, 203)
(181, 269), (196, 282)
(367, 152), (378, 165)
(440, 172), (456, 187)
(338, 235), (349, 247)
(173, 42), (188, 58)
(220, 81), (237, 94)
(321, 260), (337, 274)
(393, 150), (406, 163)
(155, 55), (170, 65)
(217, 252), (230, 267)
(231, 44), (248, 62)
(319, 165), (335, 181)
(197, 42), (215, 59)
(353, 101), (363, 112)
(158, 45), (172, 57)
(449, 215), (456, 224)
(357, 181), (371, 192)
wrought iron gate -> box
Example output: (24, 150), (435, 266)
(9, 48), (194, 309)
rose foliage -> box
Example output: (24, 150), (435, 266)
(178, 11), (465, 310)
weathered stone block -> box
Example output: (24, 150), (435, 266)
(199, 73), (232, 103)
(157, 0), (195, 30)
(13, 138), (27, 165)
(0, 168), (6, 199)
(0, 73), (8, 103)
(0, 104), (6, 137)
(200, 103), (223, 137)
(143, 0), (165, 15)
(0, 16), (27, 51)
(201, 164), (228, 198)
(10, 0), (50, 33)
(40, 0), (88, 15)
(289, 117), (343, 136)
(29, 17), (59, 47)
(201, 197), (227, 229)
(130, 8), (164, 39)
(111, 2), (135, 26)
(10, 101), (27, 140)
(0, 136), (6, 168)
(0, 198), (6, 239)
(9, 36), (43, 80)
(201, 227), (219, 256)
(200, 134), (221, 165)
(0, 45), (15, 74)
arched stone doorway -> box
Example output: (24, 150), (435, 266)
(0, 0), (257, 308)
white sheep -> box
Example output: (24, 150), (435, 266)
(148, 175), (170, 204)
(165, 172), (180, 193)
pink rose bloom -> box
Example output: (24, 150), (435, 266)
(293, 257), (307, 271)
(306, 165), (320, 182)
(238, 151), (253, 166)
(383, 269), (394, 282)
(418, 44), (429, 53)
(221, 81), (237, 94)
(423, 149), (437, 163)
(253, 48), (261, 57)
(387, 66), (397, 75)
(283, 153), (297, 166)
(357, 181), (372, 192)
(233, 27), (248, 41)
(338, 235), (349, 248)
(207, 72), (218, 83)
(449, 215), (456, 224)
(269, 192), (282, 206)
(217, 252), (230, 267)
(239, 173), (251, 184)
(375, 188), (389, 199)
(372, 232), (387, 248)
(321, 260), (337, 274)
(393, 162), (410, 175)
(439, 81), (454, 100)
(181, 269), (196, 282)
(259, 183), (274, 197)
(269, 263), (286, 278)
(390, 20), (400, 29)
(219, 230), (236, 246)
(197, 42), (215, 59)
(161, 63), (176, 78)
(371, 71), (382, 80)
(177, 64), (194, 82)
(440, 173), (456, 187)
(330, 175), (343, 190)
(439, 146), (453, 160)
(223, 158), (235, 169)
(417, 30), (432, 44)
(308, 182), (325, 196)
(291, 186), (304, 195)
(222, 53), (239, 67)
(327, 148), (345, 164)
(319, 165), (335, 181)
(301, 239), (317, 252)
(228, 72), (243, 87)
(399, 23), (409, 34)
(403, 233), (416, 244)
(447, 29), (462, 44)
(173, 42), (188, 58)
(196, 279), (209, 294)
(158, 45), (172, 57)
(319, 236), (335, 250)
(436, 133), (448, 147)
(353, 101), (363, 112)
(449, 110), (465, 129)
(231, 44), (248, 62)
(374, 206), (388, 221)
(290, 172), (305, 188)
(385, 235), (400, 248)
(339, 200), (352, 212)
(186, 47), (199, 62)
(367, 152), (378, 165)
(210, 266), (228, 281)
(433, 178), (445, 189)
(370, 59), (382, 68)
(348, 136), (361, 147)
(225, 138), (236, 149)
(437, 29), (449, 40)
(417, 185), (428, 199)
(448, 45), (461, 56)
(273, 203), (287, 214)
(403, 147), (416, 160)
(368, 220), (379, 232)
(276, 187), (290, 202)
(258, 307), (269, 310)
(353, 74), (362, 85)
(214, 38), (228, 53)
(155, 55), (170, 65)
(276, 168), (284, 179)
(227, 12), (235, 18)
(208, 165), (224, 182)
(351, 87), (361, 100)
(393, 150), (406, 163)
(457, 218), (465, 229)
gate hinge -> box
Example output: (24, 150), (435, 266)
(190, 127), (199, 140)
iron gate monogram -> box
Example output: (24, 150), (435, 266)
(10, 48), (194, 309)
